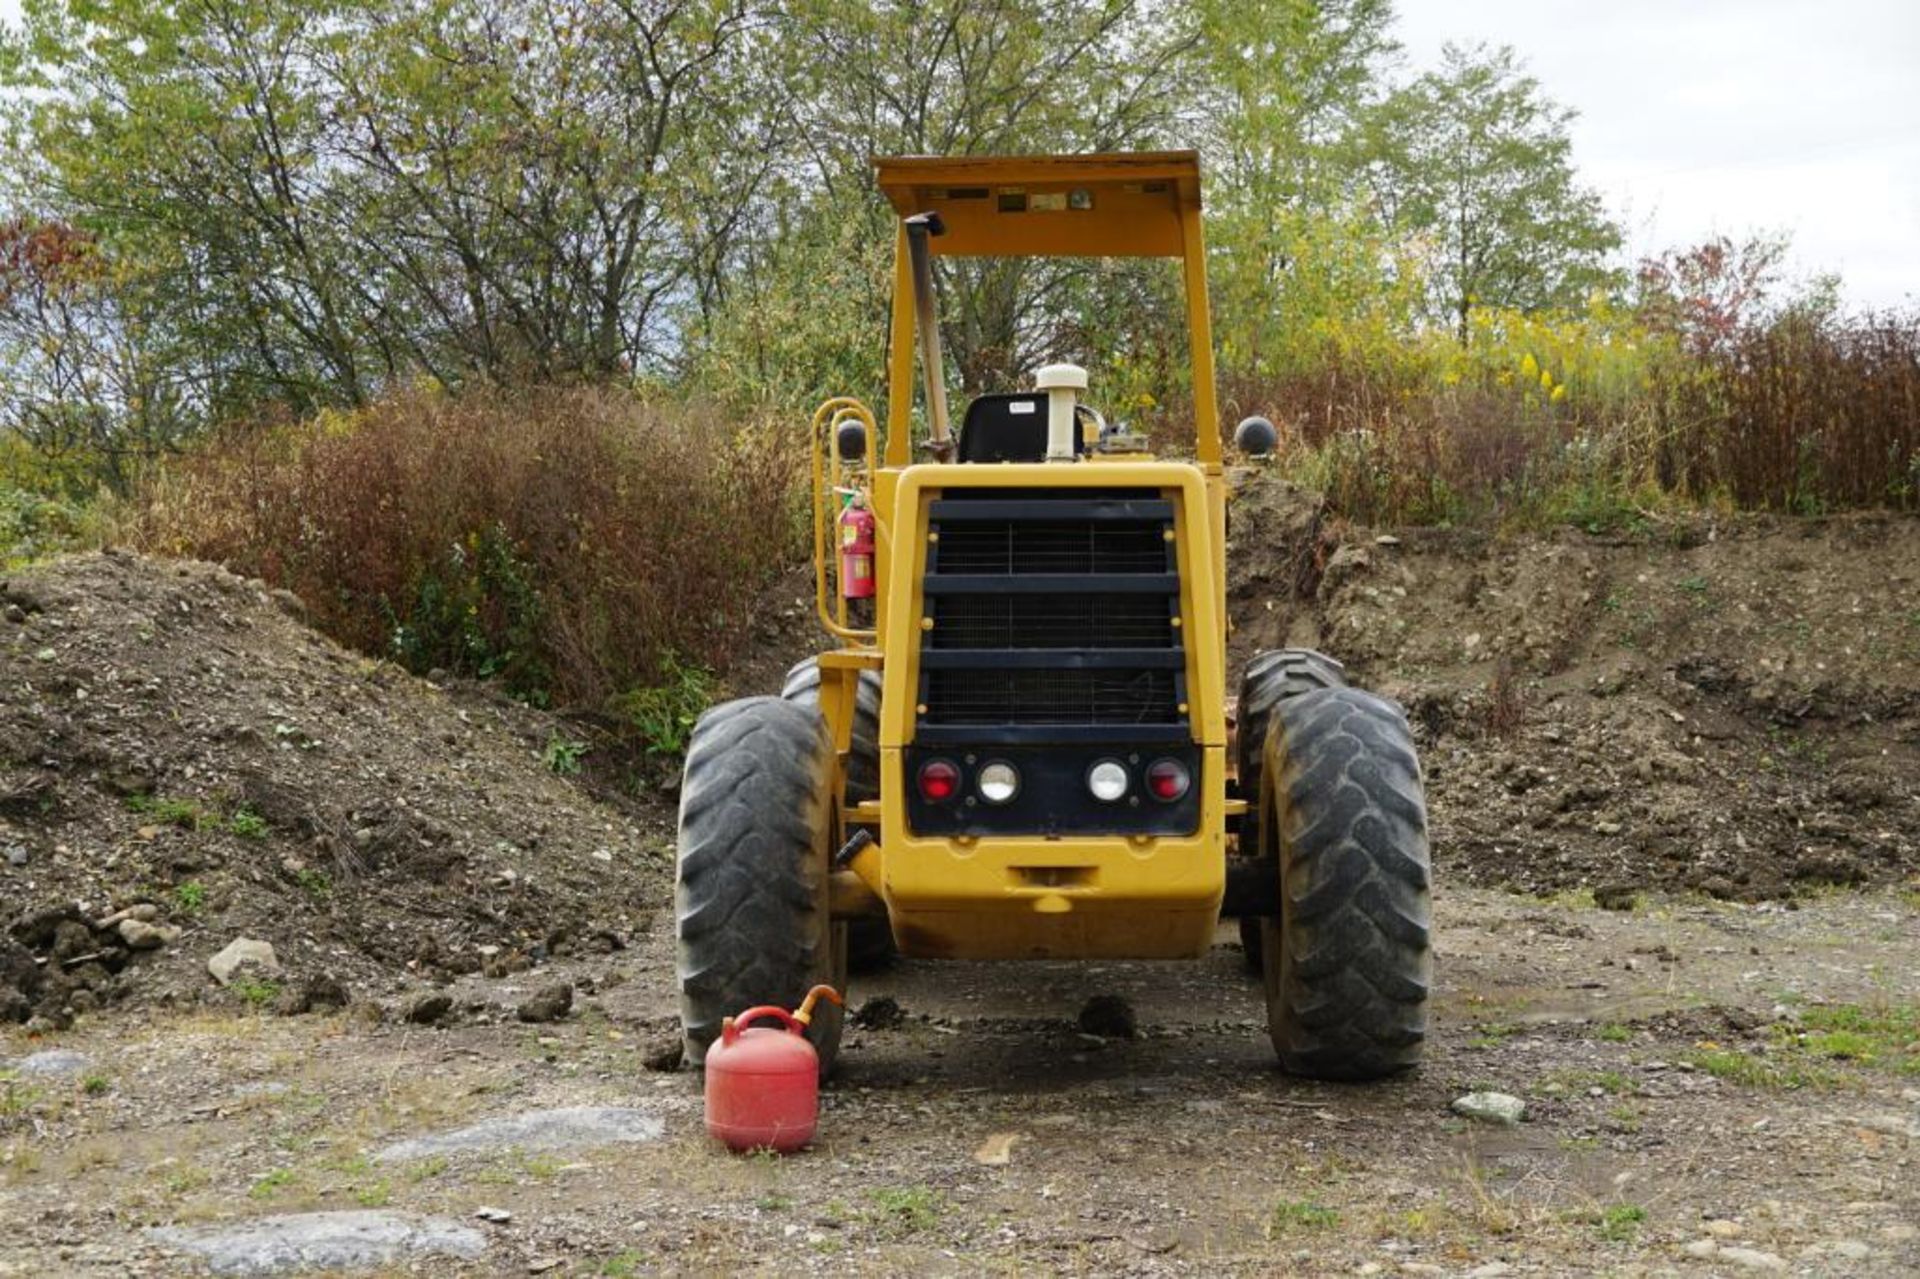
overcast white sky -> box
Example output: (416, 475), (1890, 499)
(3, 0), (1915, 308)
(1395, 0), (1920, 310)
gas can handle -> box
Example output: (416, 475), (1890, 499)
(722, 1006), (804, 1046)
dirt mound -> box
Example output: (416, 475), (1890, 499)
(1224, 468), (1920, 900)
(1, 552), (669, 1028)
(7, 483), (1918, 1028)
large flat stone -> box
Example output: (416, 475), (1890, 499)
(7, 1049), (93, 1077)
(373, 1105), (664, 1163)
(150, 1210), (484, 1274)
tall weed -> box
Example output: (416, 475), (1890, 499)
(125, 387), (806, 708)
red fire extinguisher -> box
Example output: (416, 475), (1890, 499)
(704, 985), (844, 1153)
(837, 493), (875, 600)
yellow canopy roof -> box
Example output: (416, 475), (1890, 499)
(873, 151), (1202, 258)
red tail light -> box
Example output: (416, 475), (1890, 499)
(917, 758), (961, 802)
(1145, 758), (1190, 801)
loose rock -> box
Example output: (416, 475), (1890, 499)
(515, 981), (573, 1023)
(1450, 1092), (1526, 1126)
(1077, 994), (1137, 1040)
(1717, 1246), (1787, 1272)
(641, 1033), (684, 1073)
(402, 991), (454, 1026)
(118, 918), (180, 950)
(150, 1210), (484, 1274)
(1593, 883), (1638, 911)
(208, 938), (281, 986)
(373, 1106), (663, 1163)
(8, 1048), (93, 1077)
(851, 994), (906, 1031)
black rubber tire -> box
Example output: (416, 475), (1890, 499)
(676, 696), (846, 1074)
(779, 658), (895, 971)
(780, 658), (882, 803)
(1257, 686), (1432, 1081)
(1235, 649), (1347, 973)
(1236, 648), (1347, 815)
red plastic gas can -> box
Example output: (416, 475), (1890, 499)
(703, 987), (841, 1153)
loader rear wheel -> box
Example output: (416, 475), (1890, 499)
(1258, 686), (1431, 1081)
(1235, 648), (1347, 972)
(780, 658), (894, 970)
(780, 658), (882, 803)
(1236, 648), (1347, 812)
(676, 696), (846, 1074)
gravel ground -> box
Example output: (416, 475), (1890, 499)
(2, 885), (1916, 1275)
(3, 488), (1918, 1275)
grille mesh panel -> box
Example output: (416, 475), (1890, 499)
(935, 521), (1167, 574)
(921, 494), (1182, 728)
(925, 669), (1178, 725)
(930, 595), (1171, 649)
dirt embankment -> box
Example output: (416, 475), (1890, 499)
(4, 485), (1919, 1029)
(1, 553), (670, 1029)
(1227, 471), (1920, 902)
(1, 491), (1918, 1278)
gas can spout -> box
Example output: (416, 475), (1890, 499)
(792, 985), (844, 1028)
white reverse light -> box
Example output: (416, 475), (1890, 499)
(978, 761), (1020, 804)
(1086, 759), (1129, 802)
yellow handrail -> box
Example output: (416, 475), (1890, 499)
(809, 397), (879, 644)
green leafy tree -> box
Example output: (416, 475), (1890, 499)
(1190, 0), (1412, 382)
(2, 0), (778, 414)
(733, 0), (1200, 398)
(1369, 42), (1622, 340)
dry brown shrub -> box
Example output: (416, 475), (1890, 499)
(125, 386), (806, 707)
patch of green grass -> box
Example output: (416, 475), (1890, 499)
(127, 794), (213, 830)
(1596, 1203), (1646, 1242)
(1269, 1199), (1341, 1236)
(1595, 1022), (1632, 1043)
(1805, 1030), (1877, 1061)
(1788, 1003), (1920, 1071)
(352, 1178), (392, 1207)
(1677, 574), (1710, 597)
(1, 1079), (44, 1118)
(162, 1162), (213, 1195)
(402, 1155), (448, 1183)
(80, 1074), (111, 1097)
(1685, 1048), (1835, 1091)
(598, 1253), (646, 1278)
(1546, 1068), (1635, 1096)
(756, 1193), (793, 1211)
(1469, 1022), (1520, 1049)
(229, 807), (269, 839)
(294, 867), (331, 899)
(248, 1167), (296, 1200)
(231, 977), (282, 1008)
(523, 1153), (565, 1179)
(866, 1185), (941, 1235)
(542, 733), (588, 776)
(172, 880), (207, 913)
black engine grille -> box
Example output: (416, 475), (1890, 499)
(925, 668), (1178, 725)
(934, 520), (1169, 574)
(918, 492), (1186, 739)
(930, 595), (1171, 649)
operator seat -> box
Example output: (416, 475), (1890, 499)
(957, 392), (1087, 463)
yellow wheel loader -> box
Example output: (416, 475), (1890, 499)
(676, 152), (1431, 1081)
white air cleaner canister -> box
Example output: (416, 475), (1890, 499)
(1034, 363), (1088, 462)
